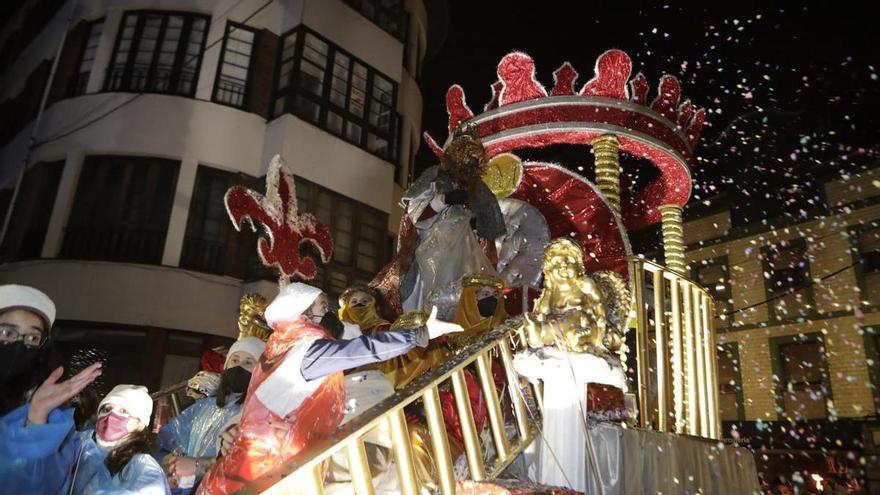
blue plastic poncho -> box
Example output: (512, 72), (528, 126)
(0, 403), (170, 494)
(157, 396), (243, 459)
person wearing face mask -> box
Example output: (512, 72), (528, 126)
(157, 337), (265, 494)
(0, 284), (56, 416)
(438, 275), (508, 458)
(338, 285), (449, 390)
(449, 274), (508, 351)
(0, 367), (171, 495)
(198, 282), (464, 494)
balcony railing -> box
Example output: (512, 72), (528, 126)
(59, 227), (166, 264)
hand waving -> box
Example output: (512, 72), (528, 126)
(425, 306), (464, 339)
(28, 363), (102, 425)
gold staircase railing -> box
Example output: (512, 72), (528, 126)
(238, 320), (538, 495)
(148, 258), (722, 492)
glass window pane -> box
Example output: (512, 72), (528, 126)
(293, 95), (321, 124)
(327, 112), (344, 134)
(345, 122), (362, 143)
(215, 24), (255, 107)
(107, 12), (207, 96)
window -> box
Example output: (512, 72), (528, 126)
(70, 18), (104, 95)
(776, 338), (829, 420)
(52, 322), (233, 395)
(52, 323), (150, 397)
(295, 177), (389, 295)
(105, 11), (209, 96)
(60, 155), (179, 264)
(694, 258), (732, 327)
(717, 343), (744, 421)
(273, 27), (401, 164)
(0, 161), (64, 261)
(858, 226), (880, 306)
(180, 166), (269, 279)
(212, 22), (256, 107)
(763, 239), (813, 320)
(343, 0), (406, 40)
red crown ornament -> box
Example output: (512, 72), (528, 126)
(225, 155), (333, 285)
(424, 49), (706, 231)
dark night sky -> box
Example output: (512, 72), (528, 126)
(416, 1), (880, 239)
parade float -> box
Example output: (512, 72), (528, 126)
(156, 49), (762, 495)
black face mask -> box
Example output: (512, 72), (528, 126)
(351, 302), (368, 307)
(0, 341), (41, 386)
(477, 296), (499, 318)
(320, 311), (345, 339)
(222, 366), (252, 394)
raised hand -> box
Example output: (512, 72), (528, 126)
(425, 306), (464, 339)
(28, 362), (102, 425)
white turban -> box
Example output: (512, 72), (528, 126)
(264, 283), (323, 326)
(187, 371), (221, 396)
(99, 385), (153, 426)
(0, 284), (56, 329)
(225, 337), (266, 367)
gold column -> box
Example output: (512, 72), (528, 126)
(631, 260), (650, 428)
(708, 298), (722, 439)
(701, 294), (717, 439)
(659, 204), (687, 275)
(388, 409), (420, 495)
(683, 283), (698, 435)
(499, 338), (531, 441)
(591, 135), (622, 213)
(692, 286), (709, 437)
(669, 276), (684, 433)
(346, 439), (377, 495)
(475, 353), (510, 460)
(451, 370), (486, 480)
(423, 387), (456, 495)
(653, 269), (669, 432)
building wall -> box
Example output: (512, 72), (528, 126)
(0, 0), (427, 362)
(686, 178), (880, 422)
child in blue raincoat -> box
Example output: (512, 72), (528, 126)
(157, 337), (265, 493)
(0, 363), (170, 494)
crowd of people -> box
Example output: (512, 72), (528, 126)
(0, 273), (513, 494)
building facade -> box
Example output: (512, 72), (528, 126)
(0, 0), (429, 392)
(685, 165), (880, 487)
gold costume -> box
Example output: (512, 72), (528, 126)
(449, 274), (508, 351)
(338, 288), (448, 390)
(236, 293), (271, 341)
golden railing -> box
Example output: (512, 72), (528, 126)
(630, 257), (721, 439)
(147, 260), (722, 492)
(237, 321), (538, 495)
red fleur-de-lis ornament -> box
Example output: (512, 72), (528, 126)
(225, 155), (333, 286)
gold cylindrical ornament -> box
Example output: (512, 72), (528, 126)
(591, 134), (622, 213)
(451, 370), (485, 480)
(388, 409), (420, 495)
(659, 204), (687, 275)
(345, 439), (376, 495)
(422, 387), (456, 495)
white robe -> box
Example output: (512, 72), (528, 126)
(514, 349), (627, 492)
